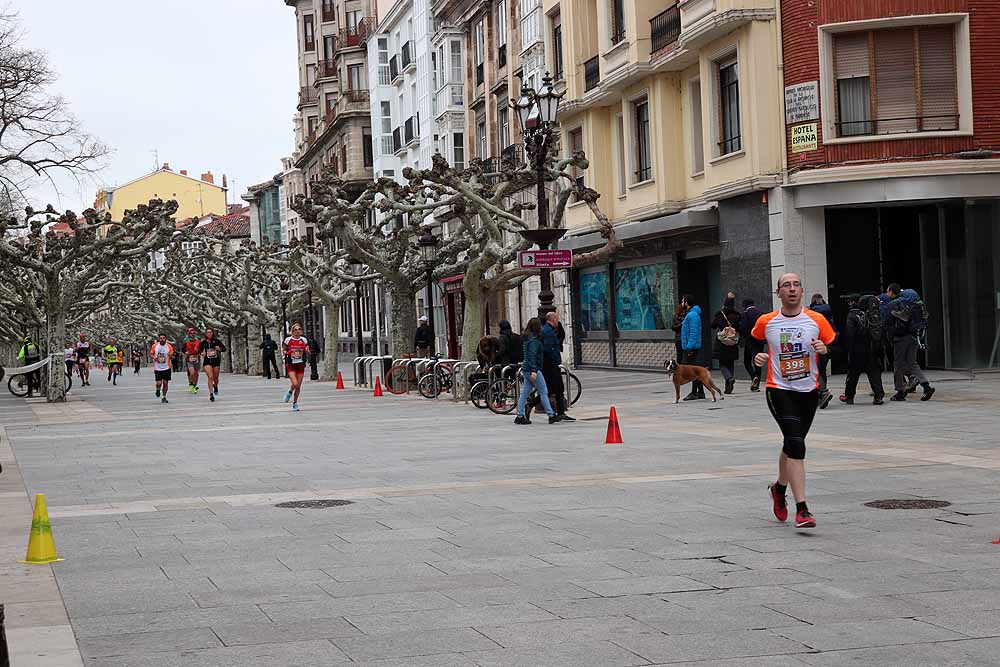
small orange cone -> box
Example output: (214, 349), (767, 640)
(373, 376), (383, 397)
(21, 493), (63, 564)
(336, 372), (345, 389)
(992, 537), (1000, 545)
(605, 406), (623, 445)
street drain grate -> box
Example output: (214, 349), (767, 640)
(864, 499), (951, 510)
(275, 499), (355, 509)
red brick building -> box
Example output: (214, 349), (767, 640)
(770, 0), (1000, 368)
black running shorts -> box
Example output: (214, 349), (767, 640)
(765, 387), (819, 460)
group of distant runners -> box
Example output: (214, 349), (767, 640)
(146, 324), (310, 410)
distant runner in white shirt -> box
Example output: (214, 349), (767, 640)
(149, 334), (175, 404)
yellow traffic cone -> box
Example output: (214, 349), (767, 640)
(21, 493), (63, 564)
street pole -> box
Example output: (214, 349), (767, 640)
(535, 140), (554, 320)
(281, 301), (288, 341)
(354, 282), (364, 356)
(425, 265), (435, 356)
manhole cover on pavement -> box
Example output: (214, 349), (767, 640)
(864, 499), (951, 510)
(274, 499), (355, 509)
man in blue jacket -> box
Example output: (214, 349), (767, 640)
(680, 294), (705, 400)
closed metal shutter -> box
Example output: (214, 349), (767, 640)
(875, 28), (918, 134)
(919, 26), (959, 130)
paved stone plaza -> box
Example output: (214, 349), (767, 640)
(2, 367), (1000, 666)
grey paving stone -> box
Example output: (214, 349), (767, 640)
(351, 656), (478, 667)
(212, 617), (363, 646)
(427, 555), (554, 574)
(78, 627), (221, 658)
(441, 582), (594, 607)
(891, 589), (1000, 613)
(798, 638), (1000, 666)
(260, 591), (460, 623)
(614, 628), (811, 664)
(917, 610), (1000, 638)
(190, 581), (330, 608)
(326, 561), (446, 582)
(346, 602), (557, 635)
(774, 618), (968, 651)
(318, 572), (512, 598)
(72, 605), (271, 638)
(333, 627), (500, 661)
(466, 639), (651, 667)
(634, 603), (807, 635)
(475, 615), (662, 649)
(84, 639), (351, 667)
(534, 595), (684, 619)
(62, 591), (200, 619)
(575, 575), (714, 596)
(766, 596), (938, 625)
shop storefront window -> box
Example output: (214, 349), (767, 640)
(614, 260), (676, 331)
(579, 270), (609, 332)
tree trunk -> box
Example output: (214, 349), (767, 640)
(323, 302), (340, 380)
(247, 323), (262, 376)
(460, 265), (487, 362)
(387, 280), (417, 357)
(231, 328), (249, 374)
(45, 277), (67, 403)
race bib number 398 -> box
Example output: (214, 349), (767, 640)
(779, 354), (810, 381)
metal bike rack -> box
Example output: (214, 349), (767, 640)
(426, 358), (458, 398)
(364, 355), (392, 387)
(451, 361), (478, 402)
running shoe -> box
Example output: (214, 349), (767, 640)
(214, 385), (219, 395)
(155, 388), (160, 398)
(161, 397), (168, 404)
(513, 416), (530, 425)
(209, 393), (215, 402)
(819, 393), (833, 410)
(292, 402), (300, 412)
(194, 386), (199, 393)
(284, 390), (293, 403)
(768, 483), (788, 522)
(921, 386), (935, 401)
(750, 377), (760, 392)
(889, 392), (907, 402)
(795, 510), (816, 529)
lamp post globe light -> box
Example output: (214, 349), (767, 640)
(513, 72), (567, 319)
(417, 228), (440, 356)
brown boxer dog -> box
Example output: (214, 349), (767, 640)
(664, 359), (724, 404)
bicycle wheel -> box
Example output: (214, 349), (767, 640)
(567, 372), (582, 406)
(385, 364), (411, 395)
(8, 375), (29, 398)
(470, 381), (489, 409)
(417, 373), (440, 399)
(436, 366), (453, 394)
(487, 379), (518, 415)
(65, 371), (73, 393)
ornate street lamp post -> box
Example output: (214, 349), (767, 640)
(512, 72), (566, 319)
(417, 228), (440, 356)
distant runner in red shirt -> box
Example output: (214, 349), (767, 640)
(283, 323), (308, 412)
(752, 273), (836, 529)
(182, 327), (202, 393)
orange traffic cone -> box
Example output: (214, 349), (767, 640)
(373, 375), (383, 397)
(605, 406), (623, 445)
(336, 372), (345, 389)
(993, 537), (1000, 545)
(21, 493), (63, 564)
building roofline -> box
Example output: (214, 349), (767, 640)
(104, 168), (226, 195)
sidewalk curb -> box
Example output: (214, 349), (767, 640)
(0, 426), (83, 667)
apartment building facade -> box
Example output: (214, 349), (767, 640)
(283, 0), (387, 359)
(775, 0), (1000, 369)
(547, 0), (782, 369)
(243, 175), (287, 246)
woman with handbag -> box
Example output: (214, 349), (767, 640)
(712, 295), (741, 394)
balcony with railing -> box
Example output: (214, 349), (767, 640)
(318, 58), (337, 80)
(392, 127), (404, 154)
(584, 56), (600, 92)
(298, 86), (319, 107)
(338, 89), (370, 115)
(434, 83), (464, 119)
(357, 16), (377, 45)
(404, 116), (419, 146)
(389, 55), (400, 83)
(651, 4), (681, 53)
(401, 41), (414, 72)
(339, 18), (376, 50)
(500, 144), (524, 166)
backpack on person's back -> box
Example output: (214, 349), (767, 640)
(865, 298), (884, 347)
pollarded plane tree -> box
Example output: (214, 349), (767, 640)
(293, 171), (472, 357)
(0, 201), (179, 401)
(269, 239), (381, 380)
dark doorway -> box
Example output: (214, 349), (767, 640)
(678, 254), (720, 368)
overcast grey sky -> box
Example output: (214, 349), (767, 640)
(17, 0), (298, 211)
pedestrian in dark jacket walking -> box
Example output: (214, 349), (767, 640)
(711, 296), (741, 394)
(671, 302), (688, 361)
(514, 318), (561, 425)
(260, 333), (280, 379)
(808, 294), (836, 409)
(541, 312), (574, 421)
(841, 295), (885, 405)
(739, 299), (764, 391)
(414, 316), (432, 357)
(497, 320), (523, 366)
(680, 295), (706, 400)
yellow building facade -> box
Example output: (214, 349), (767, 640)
(542, 0), (784, 369)
(95, 167), (227, 222)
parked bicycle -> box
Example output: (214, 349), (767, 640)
(417, 359), (454, 399)
(8, 369), (72, 398)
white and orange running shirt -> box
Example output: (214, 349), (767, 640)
(751, 309), (836, 392)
